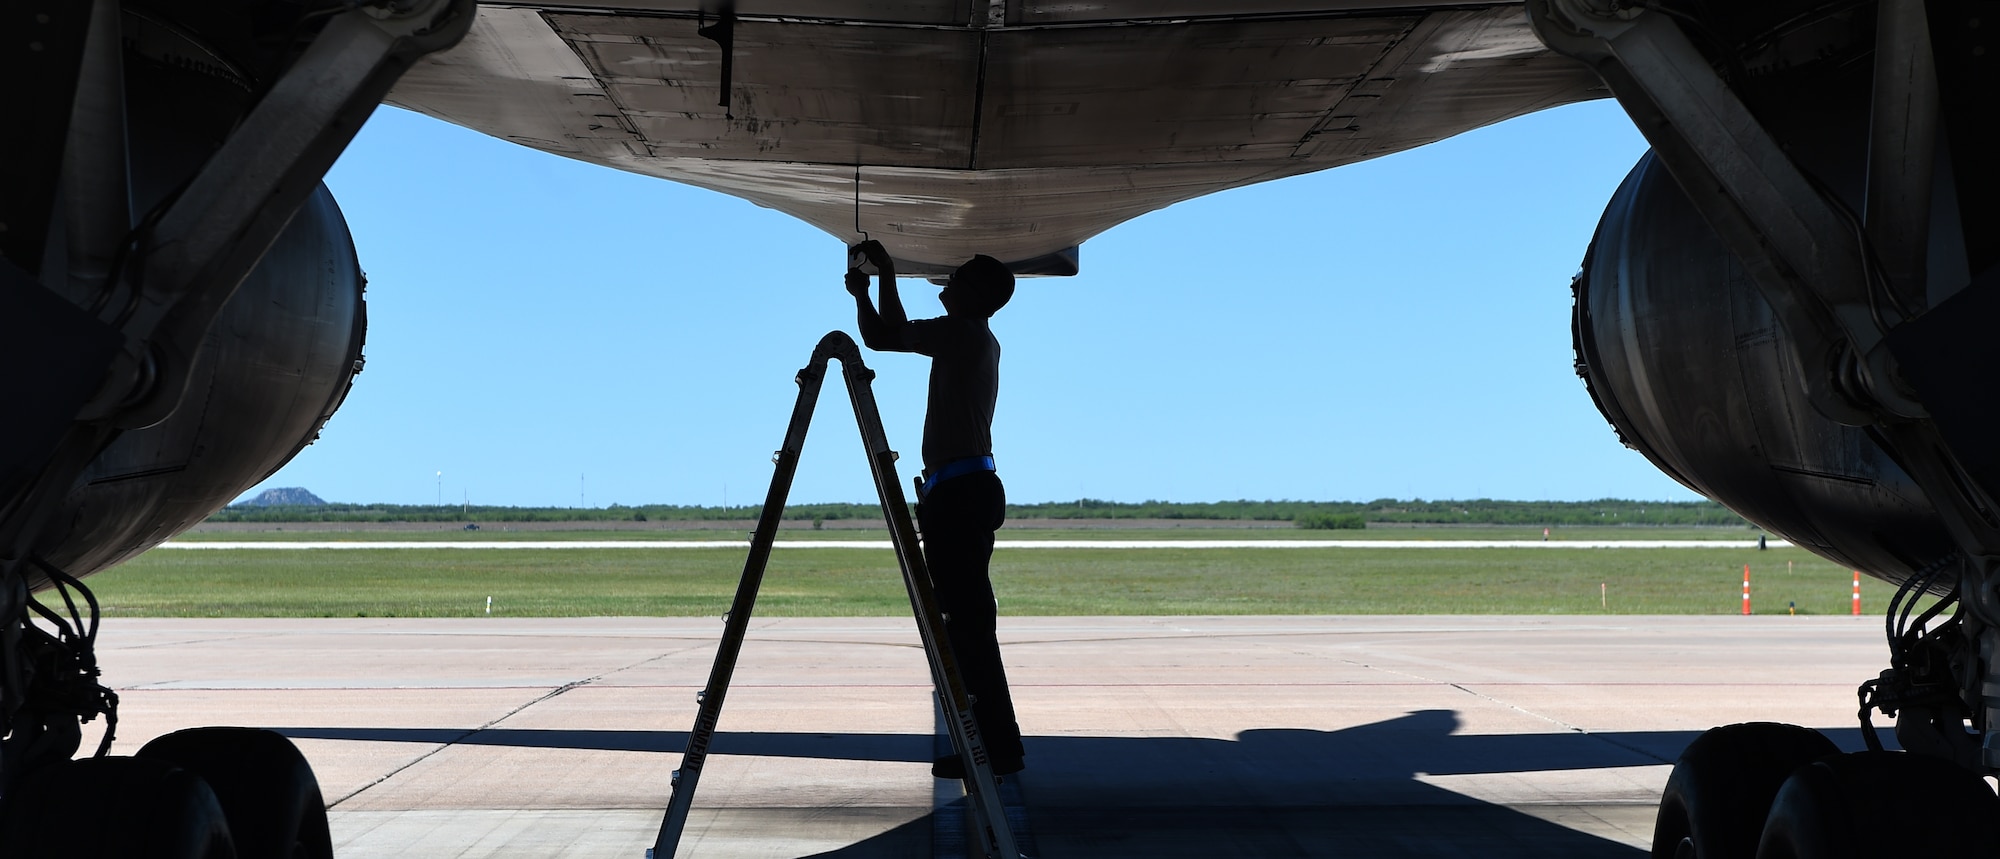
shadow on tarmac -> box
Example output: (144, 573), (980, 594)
(277, 712), (1875, 858)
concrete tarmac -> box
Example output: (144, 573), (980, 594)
(89, 616), (1890, 858)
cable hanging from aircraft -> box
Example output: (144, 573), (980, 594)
(853, 164), (869, 243)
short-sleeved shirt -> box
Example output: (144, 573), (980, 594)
(897, 315), (999, 473)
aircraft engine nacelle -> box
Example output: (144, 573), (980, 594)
(1572, 150), (1957, 584)
(31, 185), (366, 585)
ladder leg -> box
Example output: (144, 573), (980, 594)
(827, 337), (1024, 858)
(650, 359), (830, 858)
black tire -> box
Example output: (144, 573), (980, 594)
(138, 727), (334, 859)
(1651, 722), (1840, 859)
(0, 755), (236, 858)
(1755, 750), (2000, 859)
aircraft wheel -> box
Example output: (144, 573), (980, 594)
(0, 755), (236, 858)
(1651, 722), (1838, 859)
(1755, 750), (1999, 859)
(138, 727), (334, 859)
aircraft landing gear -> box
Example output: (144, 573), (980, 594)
(0, 561), (230, 857)
(1755, 751), (1998, 858)
(0, 560), (119, 794)
(0, 756), (235, 858)
(137, 728), (335, 859)
(1651, 562), (2000, 859)
(0, 559), (335, 857)
(1651, 723), (1840, 859)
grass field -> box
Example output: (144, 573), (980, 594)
(87, 540), (1883, 618)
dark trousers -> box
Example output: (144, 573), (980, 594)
(916, 470), (1024, 767)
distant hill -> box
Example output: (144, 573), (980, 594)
(238, 487), (326, 507)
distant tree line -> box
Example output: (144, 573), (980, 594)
(1294, 512), (1366, 530)
(207, 498), (1751, 527)
(1005, 498), (1748, 526)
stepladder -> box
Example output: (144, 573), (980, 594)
(649, 331), (1024, 859)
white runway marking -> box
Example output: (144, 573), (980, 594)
(156, 539), (1790, 550)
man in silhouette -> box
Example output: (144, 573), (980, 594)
(846, 239), (1024, 778)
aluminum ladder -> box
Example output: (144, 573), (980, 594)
(649, 331), (1023, 859)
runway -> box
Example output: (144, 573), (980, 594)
(92, 615), (1886, 857)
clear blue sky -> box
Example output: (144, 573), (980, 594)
(238, 98), (1699, 508)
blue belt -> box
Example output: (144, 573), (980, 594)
(919, 455), (995, 498)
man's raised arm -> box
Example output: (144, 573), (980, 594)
(848, 240), (906, 351)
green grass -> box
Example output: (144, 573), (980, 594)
(86, 544), (1880, 618)
(168, 529), (777, 542)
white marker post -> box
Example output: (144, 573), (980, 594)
(486, 596), (492, 615)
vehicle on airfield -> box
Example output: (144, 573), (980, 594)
(2, 1), (1996, 856)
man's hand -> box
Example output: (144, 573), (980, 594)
(853, 239), (891, 271)
(849, 239), (902, 352)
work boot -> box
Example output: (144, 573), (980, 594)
(931, 753), (1023, 779)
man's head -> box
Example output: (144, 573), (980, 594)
(940, 254), (1015, 317)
